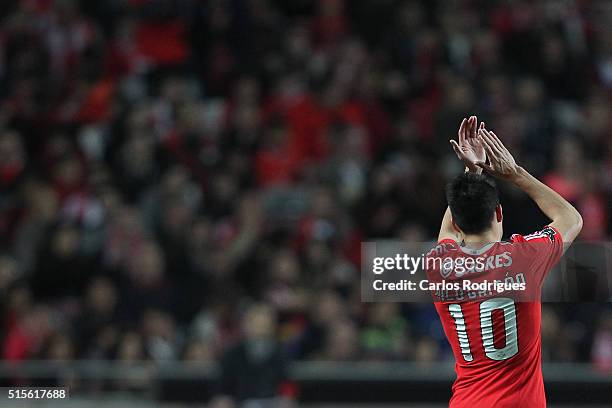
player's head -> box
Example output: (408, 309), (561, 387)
(446, 172), (502, 238)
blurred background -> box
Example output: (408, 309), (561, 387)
(0, 0), (611, 406)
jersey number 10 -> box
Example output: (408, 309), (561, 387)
(448, 297), (519, 361)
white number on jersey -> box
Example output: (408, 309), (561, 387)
(448, 297), (518, 361)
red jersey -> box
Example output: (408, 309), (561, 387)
(427, 226), (564, 408)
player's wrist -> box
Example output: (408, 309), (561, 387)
(508, 166), (527, 183)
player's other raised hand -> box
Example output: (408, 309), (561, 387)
(450, 115), (486, 173)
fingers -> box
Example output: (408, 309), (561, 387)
(449, 140), (465, 160)
(458, 118), (467, 145)
(458, 116), (479, 144)
(468, 116), (477, 139)
(478, 129), (497, 157)
(480, 136), (497, 160)
(479, 128), (503, 157)
(480, 127), (502, 151)
(488, 131), (507, 153)
(486, 130), (507, 157)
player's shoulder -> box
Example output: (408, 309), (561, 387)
(510, 226), (560, 244)
(427, 238), (459, 257)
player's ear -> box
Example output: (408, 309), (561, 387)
(495, 204), (503, 223)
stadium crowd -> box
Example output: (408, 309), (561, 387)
(0, 0), (611, 398)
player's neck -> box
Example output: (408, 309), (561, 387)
(461, 230), (500, 247)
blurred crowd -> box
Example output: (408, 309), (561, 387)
(0, 0), (612, 401)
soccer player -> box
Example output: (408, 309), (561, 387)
(431, 116), (583, 407)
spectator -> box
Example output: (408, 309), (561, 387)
(213, 303), (295, 407)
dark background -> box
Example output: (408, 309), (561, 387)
(0, 0), (610, 405)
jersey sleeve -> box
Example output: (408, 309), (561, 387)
(510, 226), (564, 284)
(425, 239), (459, 281)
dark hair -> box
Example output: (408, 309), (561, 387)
(446, 173), (500, 234)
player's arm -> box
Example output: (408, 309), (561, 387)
(439, 116), (485, 242)
(476, 129), (583, 246)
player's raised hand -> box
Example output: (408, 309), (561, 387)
(450, 116), (486, 173)
(476, 128), (520, 180)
